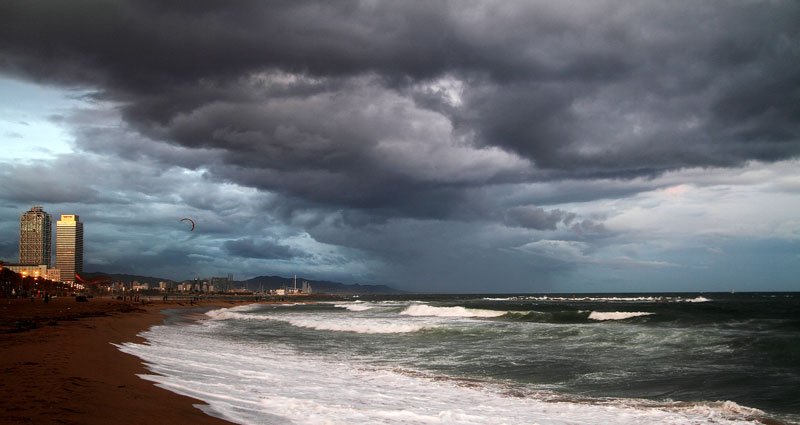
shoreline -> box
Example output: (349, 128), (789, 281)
(0, 296), (283, 425)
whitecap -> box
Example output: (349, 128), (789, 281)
(686, 296), (710, 303)
(282, 317), (426, 334)
(334, 303), (375, 311)
(588, 311), (654, 321)
(400, 304), (507, 318)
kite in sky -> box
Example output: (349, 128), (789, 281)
(179, 217), (195, 231)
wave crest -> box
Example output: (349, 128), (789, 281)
(400, 304), (507, 318)
(284, 318), (425, 334)
(334, 303), (374, 311)
(588, 311), (654, 321)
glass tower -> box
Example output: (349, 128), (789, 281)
(56, 214), (83, 283)
(19, 206), (52, 266)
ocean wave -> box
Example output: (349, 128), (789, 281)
(484, 296), (712, 303)
(686, 296), (710, 303)
(400, 304), (507, 318)
(283, 317), (426, 334)
(209, 308), (426, 334)
(119, 323), (775, 425)
(334, 303), (375, 311)
(588, 311), (654, 321)
(205, 309), (262, 321)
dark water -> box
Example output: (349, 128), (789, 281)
(122, 292), (800, 424)
(379, 292), (800, 416)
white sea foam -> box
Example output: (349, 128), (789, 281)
(485, 296), (713, 303)
(281, 316), (426, 334)
(205, 304), (305, 321)
(588, 311), (654, 321)
(687, 296), (710, 302)
(333, 302), (375, 311)
(401, 304), (507, 318)
(205, 309), (261, 321)
(206, 305), (431, 334)
(118, 320), (767, 425)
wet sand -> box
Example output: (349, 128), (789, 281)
(0, 296), (272, 425)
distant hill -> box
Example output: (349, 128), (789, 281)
(84, 271), (402, 294)
(240, 275), (403, 295)
(84, 272), (174, 286)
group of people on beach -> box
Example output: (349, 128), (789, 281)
(30, 292), (51, 303)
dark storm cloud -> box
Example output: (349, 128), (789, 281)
(504, 206), (576, 231)
(224, 238), (304, 260)
(0, 237), (16, 260)
(1, 0), (798, 218)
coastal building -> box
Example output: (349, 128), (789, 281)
(56, 214), (84, 283)
(210, 275), (233, 292)
(19, 206), (52, 267)
(132, 282), (149, 291)
(3, 264), (61, 281)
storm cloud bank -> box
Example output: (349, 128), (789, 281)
(1, 1), (798, 291)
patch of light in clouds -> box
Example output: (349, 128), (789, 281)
(0, 76), (90, 161)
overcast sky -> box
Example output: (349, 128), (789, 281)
(1, 0), (798, 293)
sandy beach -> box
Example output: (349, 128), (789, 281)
(0, 296), (267, 425)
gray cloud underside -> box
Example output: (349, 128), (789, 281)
(1, 1), (799, 291)
(1, 1), (798, 218)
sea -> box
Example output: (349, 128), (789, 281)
(117, 292), (800, 425)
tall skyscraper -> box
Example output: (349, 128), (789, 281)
(56, 214), (83, 283)
(19, 206), (52, 266)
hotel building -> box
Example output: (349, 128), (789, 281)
(19, 206), (52, 267)
(56, 214), (83, 283)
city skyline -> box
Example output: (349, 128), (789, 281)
(7, 206), (85, 284)
(0, 1), (799, 293)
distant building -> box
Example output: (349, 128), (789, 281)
(19, 206), (52, 267)
(132, 282), (150, 291)
(56, 214), (83, 283)
(210, 274), (233, 292)
(4, 264), (60, 281)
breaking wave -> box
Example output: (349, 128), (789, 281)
(400, 304), (508, 318)
(484, 296), (711, 303)
(588, 311), (655, 321)
(207, 306), (426, 334)
(280, 317), (427, 334)
(687, 296), (710, 303)
(334, 302), (375, 311)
